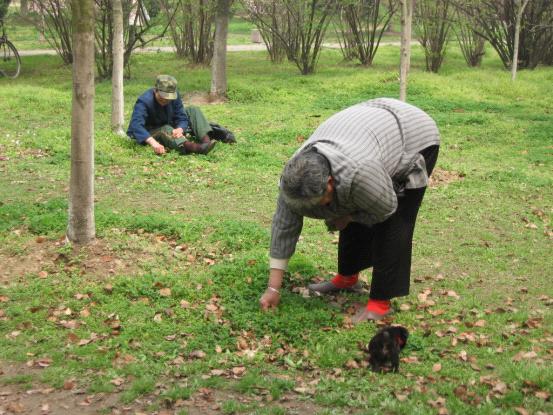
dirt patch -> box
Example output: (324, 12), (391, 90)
(1, 363), (118, 415)
(0, 236), (143, 287)
(0, 361), (333, 415)
(428, 167), (465, 188)
(182, 92), (227, 106)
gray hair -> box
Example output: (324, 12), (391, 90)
(281, 148), (330, 210)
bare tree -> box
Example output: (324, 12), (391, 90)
(240, 0), (287, 63)
(20, 0), (29, 16)
(29, 0), (173, 76)
(455, 0), (553, 70)
(243, 0), (337, 75)
(453, 8), (485, 67)
(512, 0), (531, 80)
(32, 0), (73, 64)
(111, 0), (125, 135)
(210, 0), (231, 97)
(160, 0), (216, 64)
(415, 0), (453, 73)
(67, 0), (95, 244)
(399, 0), (413, 101)
(336, 0), (399, 66)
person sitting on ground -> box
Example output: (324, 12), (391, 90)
(127, 74), (235, 155)
(259, 98), (440, 323)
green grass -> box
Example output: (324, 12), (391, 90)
(0, 38), (552, 415)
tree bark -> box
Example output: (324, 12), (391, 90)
(399, 0), (413, 101)
(67, 0), (95, 244)
(20, 0), (29, 16)
(111, 0), (125, 135)
(511, 0), (530, 81)
(210, 0), (231, 97)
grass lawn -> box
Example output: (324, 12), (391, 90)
(0, 40), (552, 414)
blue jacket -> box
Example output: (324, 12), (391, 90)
(127, 88), (190, 143)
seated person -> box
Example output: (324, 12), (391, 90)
(127, 74), (235, 155)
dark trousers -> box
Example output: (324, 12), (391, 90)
(337, 145), (439, 300)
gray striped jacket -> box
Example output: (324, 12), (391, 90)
(269, 98), (440, 270)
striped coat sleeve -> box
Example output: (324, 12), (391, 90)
(270, 194), (304, 261)
(350, 160), (397, 226)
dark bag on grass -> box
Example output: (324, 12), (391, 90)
(207, 123), (236, 143)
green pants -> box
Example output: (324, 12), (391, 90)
(150, 106), (212, 154)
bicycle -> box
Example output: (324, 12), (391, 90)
(0, 18), (21, 79)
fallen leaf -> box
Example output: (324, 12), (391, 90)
(446, 290), (460, 299)
(36, 358), (53, 368)
(231, 366), (246, 377)
(345, 359), (359, 369)
(394, 391), (409, 401)
(63, 379), (75, 390)
(180, 300), (191, 308)
(493, 381), (508, 395)
(535, 390), (551, 400)
(159, 288), (171, 297)
(514, 408), (529, 415)
(190, 350), (206, 359)
(6, 402), (25, 413)
(38, 270), (48, 279)
(427, 396), (446, 408)
(110, 377), (125, 386)
(459, 350), (468, 362)
(432, 363), (442, 372)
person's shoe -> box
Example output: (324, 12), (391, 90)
(223, 131), (236, 144)
(352, 299), (392, 324)
(308, 273), (361, 294)
(199, 140), (217, 155)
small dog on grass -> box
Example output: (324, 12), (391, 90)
(364, 325), (409, 373)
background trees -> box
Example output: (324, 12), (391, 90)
(29, 0), (172, 78)
(0, 0), (11, 19)
(335, 0), (399, 66)
(160, 0), (216, 64)
(243, 0), (337, 74)
(456, 0), (553, 70)
(415, 0), (453, 73)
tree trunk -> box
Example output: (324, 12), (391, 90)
(20, 0), (29, 16)
(67, 0), (95, 244)
(511, 0), (530, 81)
(111, 0), (125, 135)
(399, 0), (413, 101)
(210, 0), (231, 97)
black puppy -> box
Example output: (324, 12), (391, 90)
(365, 326), (409, 373)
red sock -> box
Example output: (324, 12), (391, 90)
(365, 299), (391, 315)
(330, 273), (359, 288)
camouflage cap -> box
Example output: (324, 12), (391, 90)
(155, 75), (178, 100)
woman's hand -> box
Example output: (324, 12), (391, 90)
(259, 287), (280, 310)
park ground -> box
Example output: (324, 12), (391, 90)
(0, 17), (552, 415)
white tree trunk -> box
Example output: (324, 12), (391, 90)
(67, 0), (95, 244)
(399, 0), (413, 102)
(111, 0), (125, 135)
(511, 0), (530, 81)
(210, 0), (231, 97)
